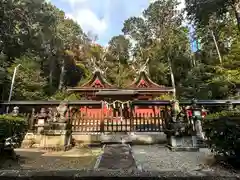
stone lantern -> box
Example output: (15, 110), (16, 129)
(37, 108), (47, 134)
(12, 106), (19, 116)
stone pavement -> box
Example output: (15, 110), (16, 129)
(96, 144), (137, 171)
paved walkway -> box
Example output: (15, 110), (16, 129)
(96, 144), (137, 171)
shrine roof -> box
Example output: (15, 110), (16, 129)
(67, 69), (174, 93)
(67, 88), (175, 92)
(127, 70), (172, 90)
(74, 70), (115, 89)
(95, 90), (137, 96)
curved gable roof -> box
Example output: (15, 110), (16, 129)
(127, 70), (169, 89)
(80, 70), (115, 89)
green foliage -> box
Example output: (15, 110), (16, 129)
(204, 110), (240, 159)
(0, 115), (26, 142)
(155, 93), (174, 100)
(0, 0), (89, 100)
(122, 0), (192, 89)
(0, 0), (240, 101)
(50, 91), (81, 100)
(67, 93), (81, 100)
(185, 0), (240, 30)
(108, 35), (130, 64)
(8, 54), (47, 100)
(0, 115), (25, 121)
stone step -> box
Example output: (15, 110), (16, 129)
(196, 139), (208, 148)
(100, 133), (132, 144)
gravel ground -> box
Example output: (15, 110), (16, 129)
(131, 145), (239, 175)
(0, 148), (99, 170)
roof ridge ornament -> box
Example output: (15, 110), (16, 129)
(139, 58), (150, 74)
(90, 57), (107, 75)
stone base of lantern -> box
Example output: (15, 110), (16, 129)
(21, 130), (72, 151)
(39, 130), (72, 151)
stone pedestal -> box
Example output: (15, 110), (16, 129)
(167, 136), (199, 151)
(39, 130), (71, 151)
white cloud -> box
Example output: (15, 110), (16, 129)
(74, 9), (107, 34)
(62, 0), (108, 36)
(61, 0), (88, 7)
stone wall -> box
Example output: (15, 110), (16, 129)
(71, 132), (167, 145)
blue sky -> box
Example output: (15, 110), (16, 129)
(51, 0), (150, 45)
(50, 0), (197, 50)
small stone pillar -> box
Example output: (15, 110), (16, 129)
(170, 100), (180, 123)
(37, 108), (47, 134)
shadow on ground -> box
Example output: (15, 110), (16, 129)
(0, 148), (99, 170)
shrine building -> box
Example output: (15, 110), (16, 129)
(67, 69), (174, 117)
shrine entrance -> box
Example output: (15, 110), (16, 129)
(70, 100), (169, 133)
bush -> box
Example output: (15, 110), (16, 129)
(0, 115), (27, 143)
(204, 110), (240, 167)
(155, 93), (174, 100)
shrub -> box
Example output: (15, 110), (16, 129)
(155, 93), (174, 100)
(204, 110), (240, 167)
(0, 115), (27, 143)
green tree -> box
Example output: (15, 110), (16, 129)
(108, 35), (130, 64)
(106, 35), (134, 87)
(8, 54), (47, 100)
(0, 0), (88, 99)
(122, 0), (192, 95)
(185, 0), (240, 31)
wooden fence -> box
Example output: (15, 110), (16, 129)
(70, 110), (170, 133)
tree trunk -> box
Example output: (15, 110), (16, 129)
(58, 58), (65, 90)
(233, 0), (240, 31)
(49, 59), (53, 89)
(167, 56), (176, 99)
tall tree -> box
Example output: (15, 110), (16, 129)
(185, 0), (240, 31)
(8, 54), (47, 100)
(122, 0), (192, 97)
(0, 0), (88, 99)
(106, 35), (134, 87)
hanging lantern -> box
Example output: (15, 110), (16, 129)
(105, 102), (109, 109)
